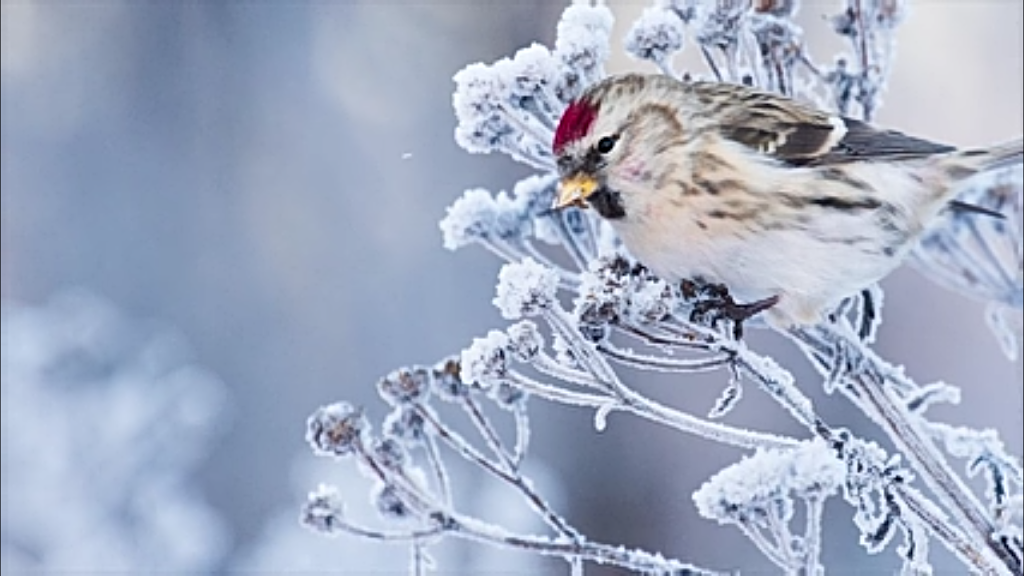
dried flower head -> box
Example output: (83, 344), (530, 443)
(377, 367), (433, 405)
(505, 320), (544, 362)
(306, 402), (368, 458)
(432, 357), (471, 401)
(301, 484), (346, 535)
(494, 258), (561, 319)
(625, 7), (686, 66)
(460, 330), (512, 386)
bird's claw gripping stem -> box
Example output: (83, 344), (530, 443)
(682, 281), (780, 339)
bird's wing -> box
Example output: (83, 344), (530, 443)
(690, 82), (955, 165)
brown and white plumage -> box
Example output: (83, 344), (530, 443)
(552, 73), (1022, 326)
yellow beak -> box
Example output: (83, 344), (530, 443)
(553, 175), (598, 210)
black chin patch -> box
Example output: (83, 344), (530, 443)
(589, 187), (626, 220)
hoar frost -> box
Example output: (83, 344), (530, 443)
(494, 258), (560, 319)
(306, 402), (369, 458)
(459, 330), (511, 386)
(302, 484), (347, 535)
(693, 438), (843, 522)
(625, 7), (687, 66)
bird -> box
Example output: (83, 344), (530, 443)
(551, 73), (1022, 329)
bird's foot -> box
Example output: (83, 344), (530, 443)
(683, 281), (780, 339)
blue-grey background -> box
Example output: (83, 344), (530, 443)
(2, 1), (1021, 573)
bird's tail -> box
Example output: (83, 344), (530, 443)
(930, 137), (1022, 217)
(942, 137), (1023, 178)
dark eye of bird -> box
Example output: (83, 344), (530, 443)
(596, 135), (618, 154)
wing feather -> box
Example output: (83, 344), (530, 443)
(690, 82), (954, 166)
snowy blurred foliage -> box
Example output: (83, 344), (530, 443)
(1, 290), (227, 573)
(302, 0), (1023, 573)
(913, 169), (1024, 359)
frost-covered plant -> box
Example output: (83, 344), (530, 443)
(0, 290), (226, 573)
(236, 455), (548, 574)
(303, 1), (1023, 573)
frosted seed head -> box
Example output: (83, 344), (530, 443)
(371, 436), (408, 471)
(506, 320), (544, 362)
(624, 7), (686, 64)
(460, 330), (512, 386)
(301, 484), (346, 535)
(306, 402), (368, 458)
(384, 407), (427, 445)
(494, 259), (561, 319)
(489, 381), (528, 409)
(432, 357), (471, 401)
(377, 366), (432, 406)
(373, 483), (412, 520)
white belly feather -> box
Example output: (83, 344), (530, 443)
(609, 144), (943, 326)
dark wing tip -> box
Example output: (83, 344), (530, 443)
(829, 117), (955, 159)
(553, 100), (599, 155)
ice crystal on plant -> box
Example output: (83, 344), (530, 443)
(693, 0), (750, 50)
(493, 258), (560, 319)
(626, 275), (674, 324)
(691, 439), (846, 573)
(452, 65), (517, 156)
(459, 330), (511, 386)
(789, 439), (847, 498)
(625, 7), (686, 67)
(440, 188), (519, 250)
(500, 44), (559, 106)
(694, 438), (843, 524)
(306, 402), (369, 458)
(693, 448), (789, 522)
(301, 484), (346, 535)
(553, 2), (614, 89)
(506, 320), (544, 362)
(383, 406), (428, 445)
(378, 367), (433, 406)
(489, 380), (528, 409)
(550, 332), (580, 368)
(371, 437), (409, 471)
(575, 269), (626, 326)
(372, 483), (412, 520)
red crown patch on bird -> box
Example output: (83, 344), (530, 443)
(553, 100), (599, 154)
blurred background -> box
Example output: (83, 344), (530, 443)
(2, 0), (1021, 573)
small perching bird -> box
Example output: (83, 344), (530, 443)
(552, 73), (1023, 328)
